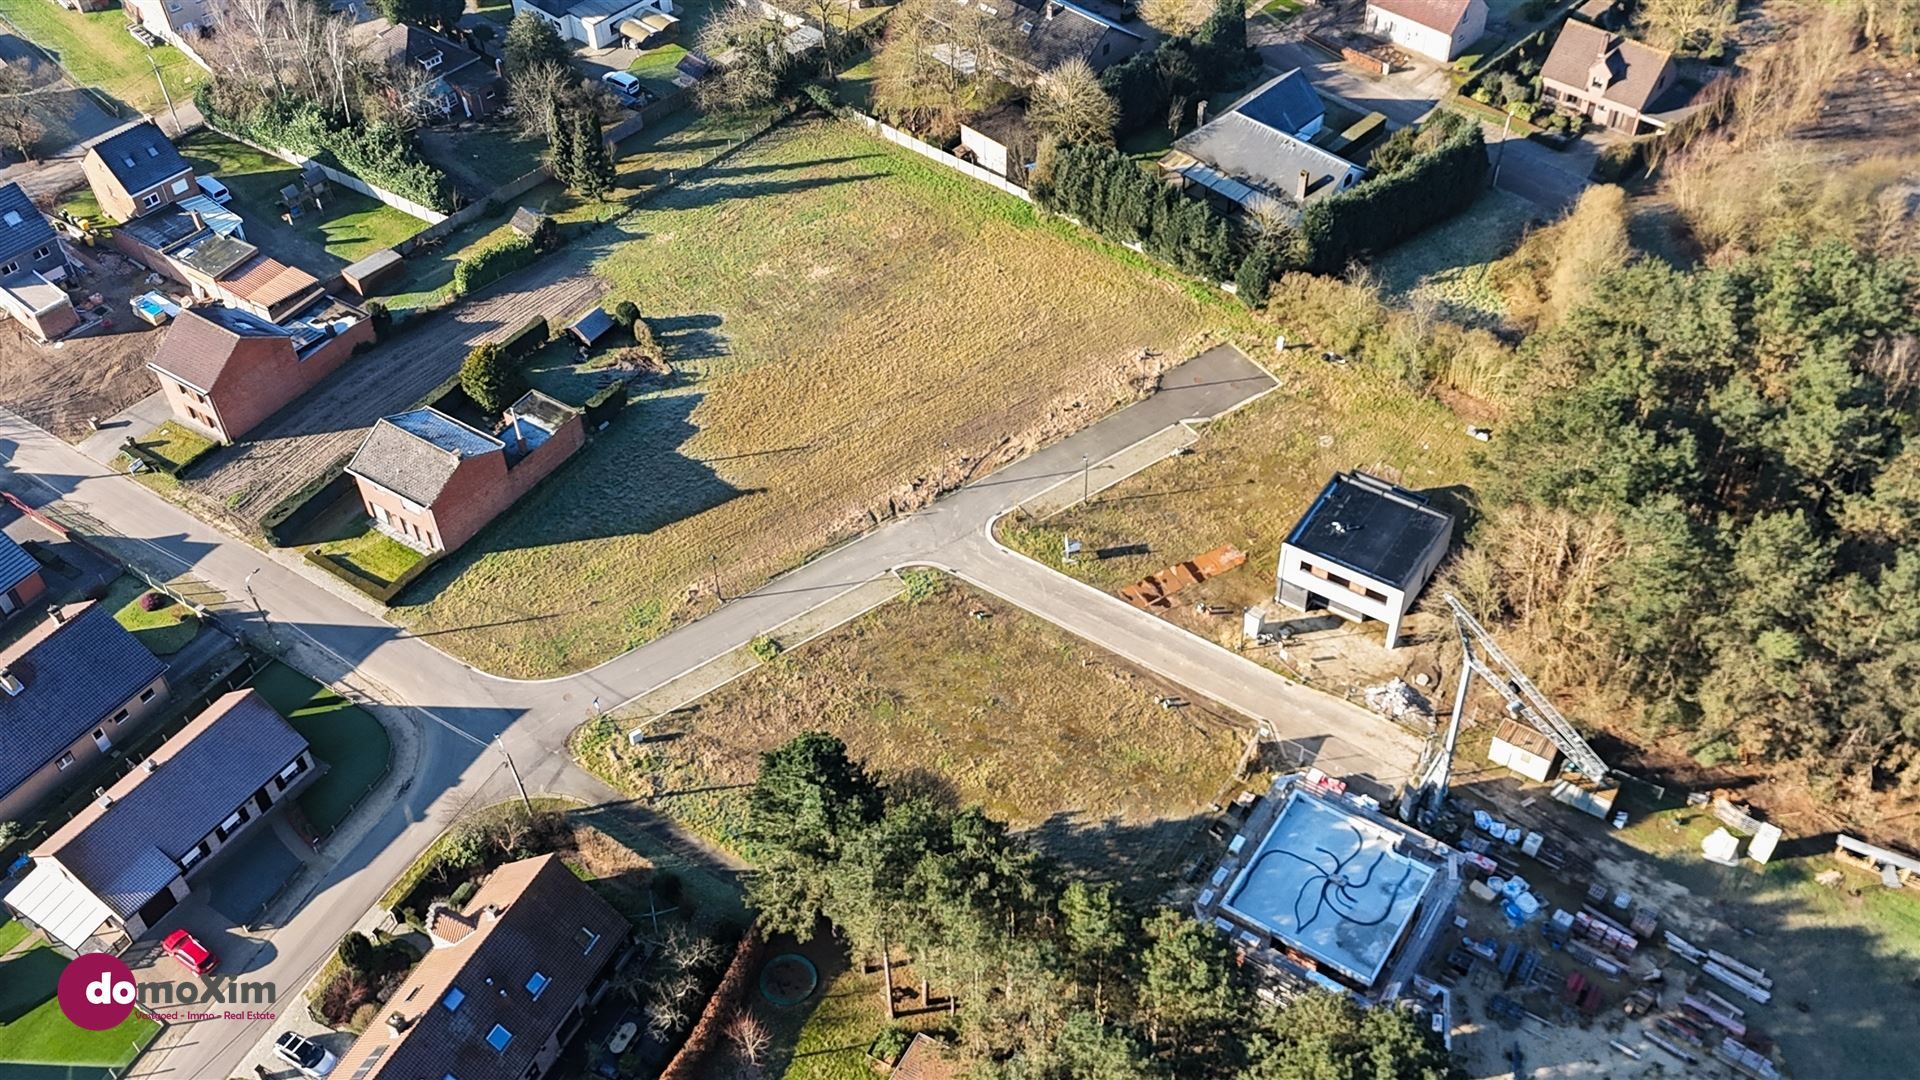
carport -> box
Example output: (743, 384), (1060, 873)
(2, 861), (129, 954)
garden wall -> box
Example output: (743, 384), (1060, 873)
(849, 114), (1030, 202)
(209, 125), (450, 225)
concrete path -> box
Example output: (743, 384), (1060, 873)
(0, 342), (1422, 1078)
(77, 390), (172, 466)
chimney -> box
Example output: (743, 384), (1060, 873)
(143, 757), (159, 773)
(0, 668), (22, 696)
(1295, 169), (1310, 202)
(386, 1012), (412, 1038)
(48, 604), (66, 625)
(97, 793), (114, 811)
(1196, 100), (1208, 127)
(186, 208), (204, 233)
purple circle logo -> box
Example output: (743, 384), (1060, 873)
(57, 953), (138, 1030)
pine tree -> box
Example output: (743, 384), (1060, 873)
(570, 109), (615, 199)
(546, 104), (576, 190)
(1234, 247), (1275, 308)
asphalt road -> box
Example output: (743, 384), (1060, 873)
(0, 343), (1419, 1078)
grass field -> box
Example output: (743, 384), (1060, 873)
(417, 127), (548, 200)
(626, 45), (689, 100)
(127, 419), (215, 472)
(0, 919), (158, 1068)
(574, 576), (1246, 881)
(178, 132), (426, 272)
(250, 662), (390, 833)
(392, 117), (1222, 676)
(0, 0), (200, 117)
(1371, 189), (1539, 326)
(102, 574), (199, 655)
(310, 529), (424, 588)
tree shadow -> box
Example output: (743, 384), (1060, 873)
(0, 946), (63, 1024)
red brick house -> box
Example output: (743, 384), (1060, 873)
(80, 121), (195, 224)
(1539, 20), (1681, 135)
(345, 392), (585, 554)
(148, 300), (375, 444)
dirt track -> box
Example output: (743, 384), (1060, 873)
(184, 247), (608, 524)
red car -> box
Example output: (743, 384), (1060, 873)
(161, 929), (218, 975)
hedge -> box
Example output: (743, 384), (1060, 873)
(1035, 143), (1237, 282)
(452, 234), (538, 295)
(1299, 118), (1489, 273)
(1102, 0), (1252, 134)
(197, 85), (454, 212)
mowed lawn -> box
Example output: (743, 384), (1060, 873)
(0, 919), (158, 1068)
(0, 0), (201, 116)
(576, 577), (1246, 881)
(250, 662), (390, 834)
(394, 118), (1219, 676)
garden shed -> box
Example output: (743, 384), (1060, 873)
(568, 306), (616, 346)
(341, 249), (404, 297)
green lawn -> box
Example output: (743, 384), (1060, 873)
(1370, 188), (1539, 325)
(249, 662), (390, 834)
(0, 0), (201, 117)
(834, 57), (876, 114)
(127, 419), (215, 472)
(177, 131), (427, 272)
(102, 574), (200, 656)
(310, 529), (425, 589)
(627, 45), (689, 100)
(417, 127), (549, 201)
(467, 0), (514, 25)
(0, 919), (159, 1068)
(1257, 0), (1303, 20)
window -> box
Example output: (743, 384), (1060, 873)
(420, 51), (443, 71)
(0, 261), (15, 276)
(170, 178), (189, 195)
(139, 687), (156, 702)
(143, 192), (163, 208)
(112, 709), (129, 723)
(573, 927), (600, 954)
(215, 806), (248, 839)
(33, 245), (50, 260)
(442, 987), (465, 1012)
(486, 1024), (513, 1051)
(274, 756), (308, 791)
(180, 841), (209, 870)
(526, 972), (549, 999)
(56, 751), (75, 770)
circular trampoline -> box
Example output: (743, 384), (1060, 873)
(758, 953), (820, 1007)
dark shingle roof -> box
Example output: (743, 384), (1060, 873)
(329, 855), (630, 1080)
(0, 531), (40, 595)
(1232, 70), (1325, 138)
(0, 602), (167, 802)
(0, 182), (57, 266)
(34, 690), (307, 917)
(1285, 471), (1453, 588)
(148, 305), (297, 392)
(347, 409), (502, 506)
(1541, 20), (1673, 112)
(85, 121), (191, 195)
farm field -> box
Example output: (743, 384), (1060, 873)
(573, 575), (1248, 883)
(393, 116), (1221, 676)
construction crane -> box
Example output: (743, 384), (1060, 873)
(1400, 593), (1611, 825)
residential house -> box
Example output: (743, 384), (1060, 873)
(357, 18), (505, 119)
(0, 601), (170, 822)
(0, 182), (80, 343)
(0, 531), (48, 619)
(511, 0), (675, 49)
(1539, 19), (1679, 134)
(148, 301), (374, 444)
(80, 121), (195, 223)
(928, 0), (1145, 83)
(327, 854), (631, 1080)
(346, 392), (585, 555)
(1274, 471), (1454, 648)
(1160, 72), (1363, 218)
(2, 691), (312, 952)
(1363, 0), (1487, 63)
(166, 231), (324, 321)
(127, 0), (221, 48)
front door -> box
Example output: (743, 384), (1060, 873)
(254, 789), (272, 813)
(92, 727), (111, 752)
(135, 885), (179, 930)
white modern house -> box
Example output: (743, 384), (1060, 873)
(1364, 0), (1488, 63)
(512, 0), (675, 49)
(1275, 471), (1454, 648)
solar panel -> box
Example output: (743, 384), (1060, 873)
(348, 1044), (387, 1080)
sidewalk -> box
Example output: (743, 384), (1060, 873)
(77, 391), (171, 467)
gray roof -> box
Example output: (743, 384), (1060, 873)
(0, 602), (168, 802)
(569, 307), (615, 344)
(85, 121), (191, 195)
(348, 408), (503, 506)
(0, 182), (57, 266)
(0, 531), (40, 593)
(35, 691), (306, 917)
(1231, 70), (1325, 139)
(1168, 110), (1361, 208)
(1285, 471), (1453, 588)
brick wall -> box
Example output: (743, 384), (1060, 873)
(206, 317), (376, 442)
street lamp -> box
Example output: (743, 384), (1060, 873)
(1082, 453), (1090, 504)
(495, 734), (532, 814)
(242, 567), (264, 620)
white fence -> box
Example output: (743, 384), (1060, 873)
(849, 114), (1030, 202)
(208, 125), (451, 225)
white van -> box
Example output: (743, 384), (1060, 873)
(196, 175), (233, 204)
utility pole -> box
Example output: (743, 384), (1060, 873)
(146, 49), (180, 133)
(1490, 111), (1514, 189)
(495, 734), (532, 814)
(708, 553), (722, 603)
(1081, 453), (1090, 503)
(242, 567), (264, 620)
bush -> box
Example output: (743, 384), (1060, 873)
(899, 567), (945, 603)
(748, 635), (783, 662)
(1300, 114), (1488, 272)
(1035, 142), (1242, 281)
(365, 300), (392, 339)
(1101, 0), (1250, 134)
(337, 932), (375, 973)
(452, 234), (538, 295)
(198, 86), (452, 211)
(137, 590), (169, 612)
(448, 880), (478, 908)
(610, 300), (640, 326)
(461, 342), (526, 415)
(1234, 247), (1275, 308)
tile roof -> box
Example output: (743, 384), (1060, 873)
(1284, 471), (1453, 588)
(357, 18), (487, 77)
(0, 530), (40, 594)
(148, 305), (297, 392)
(84, 121), (191, 195)
(0, 602), (167, 802)
(0, 181), (57, 266)
(1227, 69), (1325, 139)
(218, 254), (321, 310)
(1368, 0), (1476, 33)
(34, 690), (306, 917)
(1541, 19), (1673, 112)
(330, 854), (630, 1080)
(348, 409), (503, 506)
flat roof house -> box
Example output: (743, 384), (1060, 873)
(81, 121), (195, 224)
(1275, 471), (1453, 648)
(1363, 0), (1487, 63)
(328, 854), (631, 1080)
(0, 181), (80, 343)
(512, 0), (674, 49)
(1, 690), (310, 952)
(1539, 20), (1680, 135)
(0, 601), (170, 822)
(1161, 72), (1363, 219)
(346, 392), (585, 555)
(148, 301), (375, 445)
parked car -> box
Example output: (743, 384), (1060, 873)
(274, 1031), (340, 1078)
(196, 175), (233, 204)
(160, 929), (218, 975)
(601, 70), (643, 100)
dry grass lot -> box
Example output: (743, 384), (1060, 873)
(394, 117), (1220, 676)
(575, 577), (1249, 883)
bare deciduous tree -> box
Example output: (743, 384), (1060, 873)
(508, 60), (575, 137)
(0, 67), (44, 162)
(1137, 0), (1210, 35)
(1636, 0), (1737, 56)
(871, 0), (1014, 137)
(694, 3), (791, 113)
(1026, 58), (1115, 146)
(725, 1012), (773, 1065)
(320, 12), (362, 121)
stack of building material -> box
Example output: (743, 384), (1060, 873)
(1715, 1037), (1781, 1080)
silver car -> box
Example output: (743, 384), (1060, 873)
(273, 1031), (339, 1078)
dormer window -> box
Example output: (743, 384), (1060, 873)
(526, 972), (549, 999)
(420, 50), (443, 71)
(442, 987), (465, 1011)
(573, 927), (600, 954)
(485, 1024), (512, 1051)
